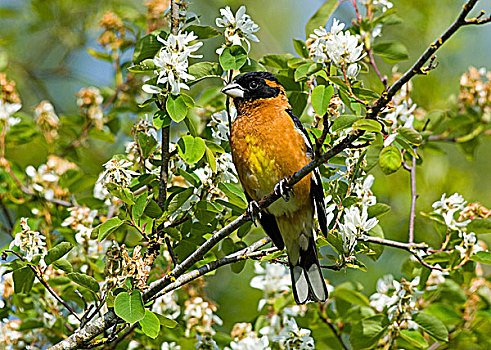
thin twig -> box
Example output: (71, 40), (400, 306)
(408, 153), (418, 243)
(3, 250), (81, 321)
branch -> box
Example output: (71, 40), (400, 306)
(359, 235), (428, 251)
(367, 0), (489, 120)
(48, 238), (272, 350)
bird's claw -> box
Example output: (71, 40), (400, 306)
(274, 178), (291, 202)
(246, 200), (260, 226)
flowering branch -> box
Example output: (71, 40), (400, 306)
(47, 1), (489, 349)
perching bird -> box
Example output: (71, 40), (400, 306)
(221, 71), (329, 304)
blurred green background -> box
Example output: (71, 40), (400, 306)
(1, 0), (490, 332)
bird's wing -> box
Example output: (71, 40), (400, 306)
(244, 192), (285, 250)
(286, 109), (328, 236)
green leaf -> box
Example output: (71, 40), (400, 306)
(294, 63), (323, 81)
(177, 135), (206, 164)
(155, 313), (179, 328)
(259, 54), (295, 69)
(86, 48), (112, 62)
(471, 251), (491, 265)
(97, 217), (124, 241)
(399, 330), (429, 349)
(127, 59), (156, 72)
(67, 272), (100, 293)
(153, 110), (172, 129)
(292, 39), (309, 58)
(114, 290), (145, 324)
(167, 187), (194, 214)
(166, 95), (188, 122)
(287, 91), (309, 117)
(331, 115), (359, 132)
(53, 258), (73, 273)
(368, 203), (391, 218)
(132, 193), (148, 220)
(44, 242), (73, 265)
(205, 146), (216, 172)
(379, 146), (402, 174)
(367, 224), (385, 261)
(139, 309), (160, 338)
(468, 218), (491, 234)
(185, 24), (221, 39)
(412, 312), (449, 342)
(188, 62), (223, 84)
(133, 30), (167, 64)
(138, 132), (158, 158)
(398, 127), (422, 145)
(373, 41), (409, 64)
(219, 45), (247, 70)
(311, 85), (334, 116)
(350, 315), (387, 349)
(305, 0), (339, 36)
(334, 288), (370, 306)
(13, 267), (35, 294)
(353, 119), (382, 132)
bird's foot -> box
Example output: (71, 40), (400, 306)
(274, 177), (291, 202)
(246, 200), (260, 226)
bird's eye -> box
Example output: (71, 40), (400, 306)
(249, 81), (259, 90)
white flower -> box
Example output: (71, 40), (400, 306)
(346, 63), (360, 78)
(338, 206), (378, 256)
(228, 334), (270, 350)
(98, 158), (138, 188)
(455, 232), (483, 258)
(208, 110), (232, 142)
(162, 342), (181, 350)
(353, 175), (377, 207)
(307, 19), (365, 67)
(154, 291), (181, 320)
(431, 193), (470, 231)
(216, 6), (259, 54)
(250, 262), (291, 310)
(217, 152), (238, 183)
(195, 334), (220, 350)
(272, 318), (315, 350)
(183, 297), (222, 337)
(0, 100), (21, 129)
(373, 0), (393, 12)
(144, 31), (203, 95)
(9, 218), (47, 263)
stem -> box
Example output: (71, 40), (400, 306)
(408, 153), (417, 243)
(4, 250), (81, 321)
(367, 47), (387, 88)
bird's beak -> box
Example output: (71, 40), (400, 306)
(221, 83), (244, 98)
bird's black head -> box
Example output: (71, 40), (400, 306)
(221, 71), (283, 101)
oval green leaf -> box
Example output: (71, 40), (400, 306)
(139, 309), (160, 338)
(353, 119), (382, 132)
(412, 312), (449, 342)
(67, 272), (100, 293)
(114, 290), (145, 324)
(219, 45), (247, 71)
(166, 95), (188, 122)
(379, 146), (402, 174)
(45, 242), (73, 265)
(177, 135), (206, 164)
(311, 85), (334, 116)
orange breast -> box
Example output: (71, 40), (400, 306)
(229, 96), (312, 210)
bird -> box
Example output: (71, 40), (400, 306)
(221, 71), (329, 304)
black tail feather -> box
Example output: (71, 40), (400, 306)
(290, 237), (328, 304)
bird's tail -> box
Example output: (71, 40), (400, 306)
(290, 236), (328, 304)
